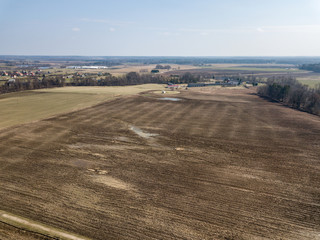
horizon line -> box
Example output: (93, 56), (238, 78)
(1, 55), (320, 58)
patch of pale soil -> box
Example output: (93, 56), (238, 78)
(66, 147), (106, 158)
(175, 147), (185, 151)
(92, 175), (131, 191)
(0, 213), (88, 240)
(130, 126), (158, 139)
(225, 166), (278, 181)
(297, 229), (320, 239)
(91, 153), (105, 157)
(71, 159), (92, 168)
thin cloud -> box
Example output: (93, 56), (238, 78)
(72, 27), (80, 32)
(257, 25), (320, 33)
(257, 27), (264, 33)
(157, 31), (180, 36)
(109, 27), (116, 32)
(200, 32), (209, 36)
(81, 18), (134, 26)
(161, 32), (171, 36)
(180, 25), (320, 34)
(178, 27), (252, 33)
(145, 26), (170, 31)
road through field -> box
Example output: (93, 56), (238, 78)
(0, 87), (320, 239)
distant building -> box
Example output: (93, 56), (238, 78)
(7, 79), (16, 85)
(187, 82), (233, 87)
(167, 84), (180, 89)
(187, 83), (206, 87)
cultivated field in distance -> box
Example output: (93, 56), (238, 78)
(2, 58), (320, 88)
(0, 85), (319, 239)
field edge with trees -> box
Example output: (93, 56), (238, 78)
(258, 76), (320, 115)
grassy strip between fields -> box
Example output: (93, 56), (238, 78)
(212, 67), (304, 72)
(0, 84), (166, 130)
(297, 79), (320, 88)
(0, 210), (90, 240)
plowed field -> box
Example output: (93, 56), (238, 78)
(1, 87), (320, 239)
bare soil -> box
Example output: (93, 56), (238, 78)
(0, 87), (320, 239)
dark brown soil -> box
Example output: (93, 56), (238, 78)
(1, 88), (320, 240)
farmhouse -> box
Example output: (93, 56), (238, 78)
(7, 79), (16, 86)
(223, 81), (239, 86)
(187, 80), (240, 88)
(187, 83), (206, 87)
(167, 84), (180, 89)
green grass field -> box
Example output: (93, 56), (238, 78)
(297, 77), (320, 88)
(215, 67), (303, 72)
(0, 84), (165, 130)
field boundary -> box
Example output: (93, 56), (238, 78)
(0, 219), (60, 240)
(0, 211), (90, 240)
(257, 94), (320, 117)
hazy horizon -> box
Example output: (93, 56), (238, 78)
(1, 55), (320, 58)
(1, 0), (320, 56)
(2, 55), (320, 57)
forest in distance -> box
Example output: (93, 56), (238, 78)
(3, 56), (320, 67)
(300, 63), (320, 73)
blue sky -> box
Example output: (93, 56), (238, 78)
(1, 0), (320, 56)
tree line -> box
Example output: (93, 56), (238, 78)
(299, 63), (320, 73)
(70, 72), (168, 86)
(155, 64), (171, 70)
(0, 72), (201, 94)
(0, 77), (66, 94)
(258, 76), (320, 115)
